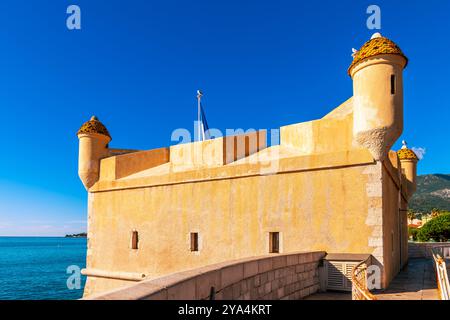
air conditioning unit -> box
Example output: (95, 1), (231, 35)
(324, 254), (371, 292)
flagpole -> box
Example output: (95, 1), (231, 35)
(197, 90), (203, 142)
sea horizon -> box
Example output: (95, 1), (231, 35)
(0, 236), (87, 300)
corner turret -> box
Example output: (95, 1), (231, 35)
(397, 140), (419, 198)
(77, 116), (111, 190)
(349, 33), (408, 160)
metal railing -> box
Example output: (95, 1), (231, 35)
(351, 257), (376, 300)
(431, 246), (450, 300)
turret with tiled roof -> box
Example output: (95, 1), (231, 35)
(397, 140), (419, 161)
(397, 140), (419, 198)
(77, 116), (111, 139)
(77, 116), (112, 190)
(350, 33), (408, 161)
(349, 32), (408, 76)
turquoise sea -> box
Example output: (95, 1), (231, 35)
(0, 237), (86, 300)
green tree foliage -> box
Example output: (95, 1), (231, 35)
(408, 227), (419, 241)
(417, 212), (450, 242)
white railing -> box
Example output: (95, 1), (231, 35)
(431, 246), (450, 300)
(351, 257), (376, 300)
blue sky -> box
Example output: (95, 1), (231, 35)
(0, 0), (448, 236)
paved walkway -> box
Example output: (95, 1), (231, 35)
(304, 291), (351, 300)
(306, 258), (439, 300)
(374, 258), (439, 300)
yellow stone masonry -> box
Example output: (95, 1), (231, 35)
(77, 33), (418, 297)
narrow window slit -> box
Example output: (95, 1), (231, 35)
(391, 74), (396, 94)
(190, 232), (199, 252)
(269, 232), (279, 253)
(245, 136), (250, 157)
(131, 230), (139, 250)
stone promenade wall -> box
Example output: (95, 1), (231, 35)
(85, 251), (325, 300)
(408, 242), (450, 259)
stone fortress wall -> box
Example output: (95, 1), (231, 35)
(77, 33), (419, 298)
(85, 252), (325, 300)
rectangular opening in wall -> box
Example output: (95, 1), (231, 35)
(245, 136), (250, 157)
(131, 230), (139, 250)
(391, 231), (394, 254)
(391, 74), (396, 94)
(233, 136), (238, 161)
(269, 232), (279, 253)
(190, 232), (199, 252)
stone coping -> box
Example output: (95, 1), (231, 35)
(324, 253), (371, 262)
(84, 251), (326, 300)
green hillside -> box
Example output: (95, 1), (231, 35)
(409, 174), (450, 213)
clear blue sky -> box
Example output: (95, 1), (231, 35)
(0, 0), (448, 236)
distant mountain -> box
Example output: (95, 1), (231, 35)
(409, 174), (450, 213)
(65, 233), (87, 238)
